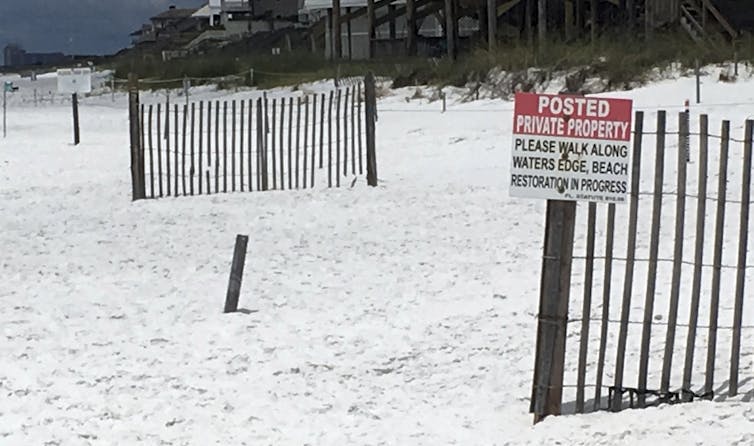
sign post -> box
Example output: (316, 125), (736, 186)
(183, 76), (191, 107)
(3, 83), (6, 139)
(512, 92), (633, 422)
(3, 81), (18, 138)
(57, 68), (92, 145)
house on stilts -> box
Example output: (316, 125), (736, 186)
(299, 0), (752, 60)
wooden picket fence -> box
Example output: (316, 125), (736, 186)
(532, 111), (754, 421)
(128, 74), (377, 200)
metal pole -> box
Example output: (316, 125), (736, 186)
(3, 88), (6, 138)
(696, 59), (701, 104)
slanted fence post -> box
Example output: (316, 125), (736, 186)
(682, 114), (709, 402)
(575, 202), (596, 413)
(705, 120), (730, 398)
(224, 234), (249, 314)
(364, 73), (378, 187)
(128, 73), (146, 201)
(729, 119), (753, 396)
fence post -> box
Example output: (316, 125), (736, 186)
(128, 73), (146, 201)
(729, 119), (753, 396)
(256, 98), (265, 191)
(593, 203), (616, 411)
(364, 73), (378, 187)
(612, 110), (644, 411)
(705, 120), (730, 398)
(682, 114), (709, 402)
(224, 234), (249, 313)
(661, 111), (689, 395)
(531, 200), (576, 423)
(575, 202), (596, 413)
(70, 93), (79, 145)
(680, 109), (690, 162)
(637, 111), (664, 407)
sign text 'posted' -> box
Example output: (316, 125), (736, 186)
(510, 92), (633, 203)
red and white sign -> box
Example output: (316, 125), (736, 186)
(510, 92), (633, 203)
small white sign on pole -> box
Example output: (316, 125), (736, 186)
(510, 92), (634, 204)
(57, 68), (92, 94)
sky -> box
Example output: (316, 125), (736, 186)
(0, 0), (204, 63)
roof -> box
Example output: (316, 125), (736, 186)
(192, 5), (213, 17)
(151, 7), (198, 21)
(130, 24), (152, 36)
(303, 0), (404, 10)
(303, 0), (406, 10)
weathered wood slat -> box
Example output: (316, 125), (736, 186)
(610, 110), (644, 411)
(328, 90), (334, 187)
(273, 98), (278, 190)
(240, 100), (245, 192)
(248, 99), (253, 191)
(215, 100), (220, 193)
(223, 101), (228, 193)
(358, 83), (363, 175)
(231, 100), (237, 192)
(682, 114), (708, 401)
(165, 106), (172, 196)
(705, 120), (729, 398)
(336, 89), (341, 187)
(148, 105), (154, 198)
(303, 95), (309, 189)
(157, 103), (163, 197)
(190, 103), (195, 196)
(576, 202), (597, 413)
(174, 104), (179, 196)
(198, 101), (204, 195)
(660, 112), (689, 394)
(351, 85), (356, 175)
(343, 88), (349, 177)
(593, 203), (615, 411)
(288, 97), (294, 189)
(182, 104), (187, 196)
(729, 119), (753, 396)
(637, 110), (665, 407)
(296, 97), (302, 189)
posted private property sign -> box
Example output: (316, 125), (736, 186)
(510, 92), (633, 203)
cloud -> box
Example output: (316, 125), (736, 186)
(0, 0), (204, 57)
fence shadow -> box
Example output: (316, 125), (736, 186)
(561, 376), (754, 415)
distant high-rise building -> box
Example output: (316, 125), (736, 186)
(3, 44), (68, 68)
(3, 44), (25, 67)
